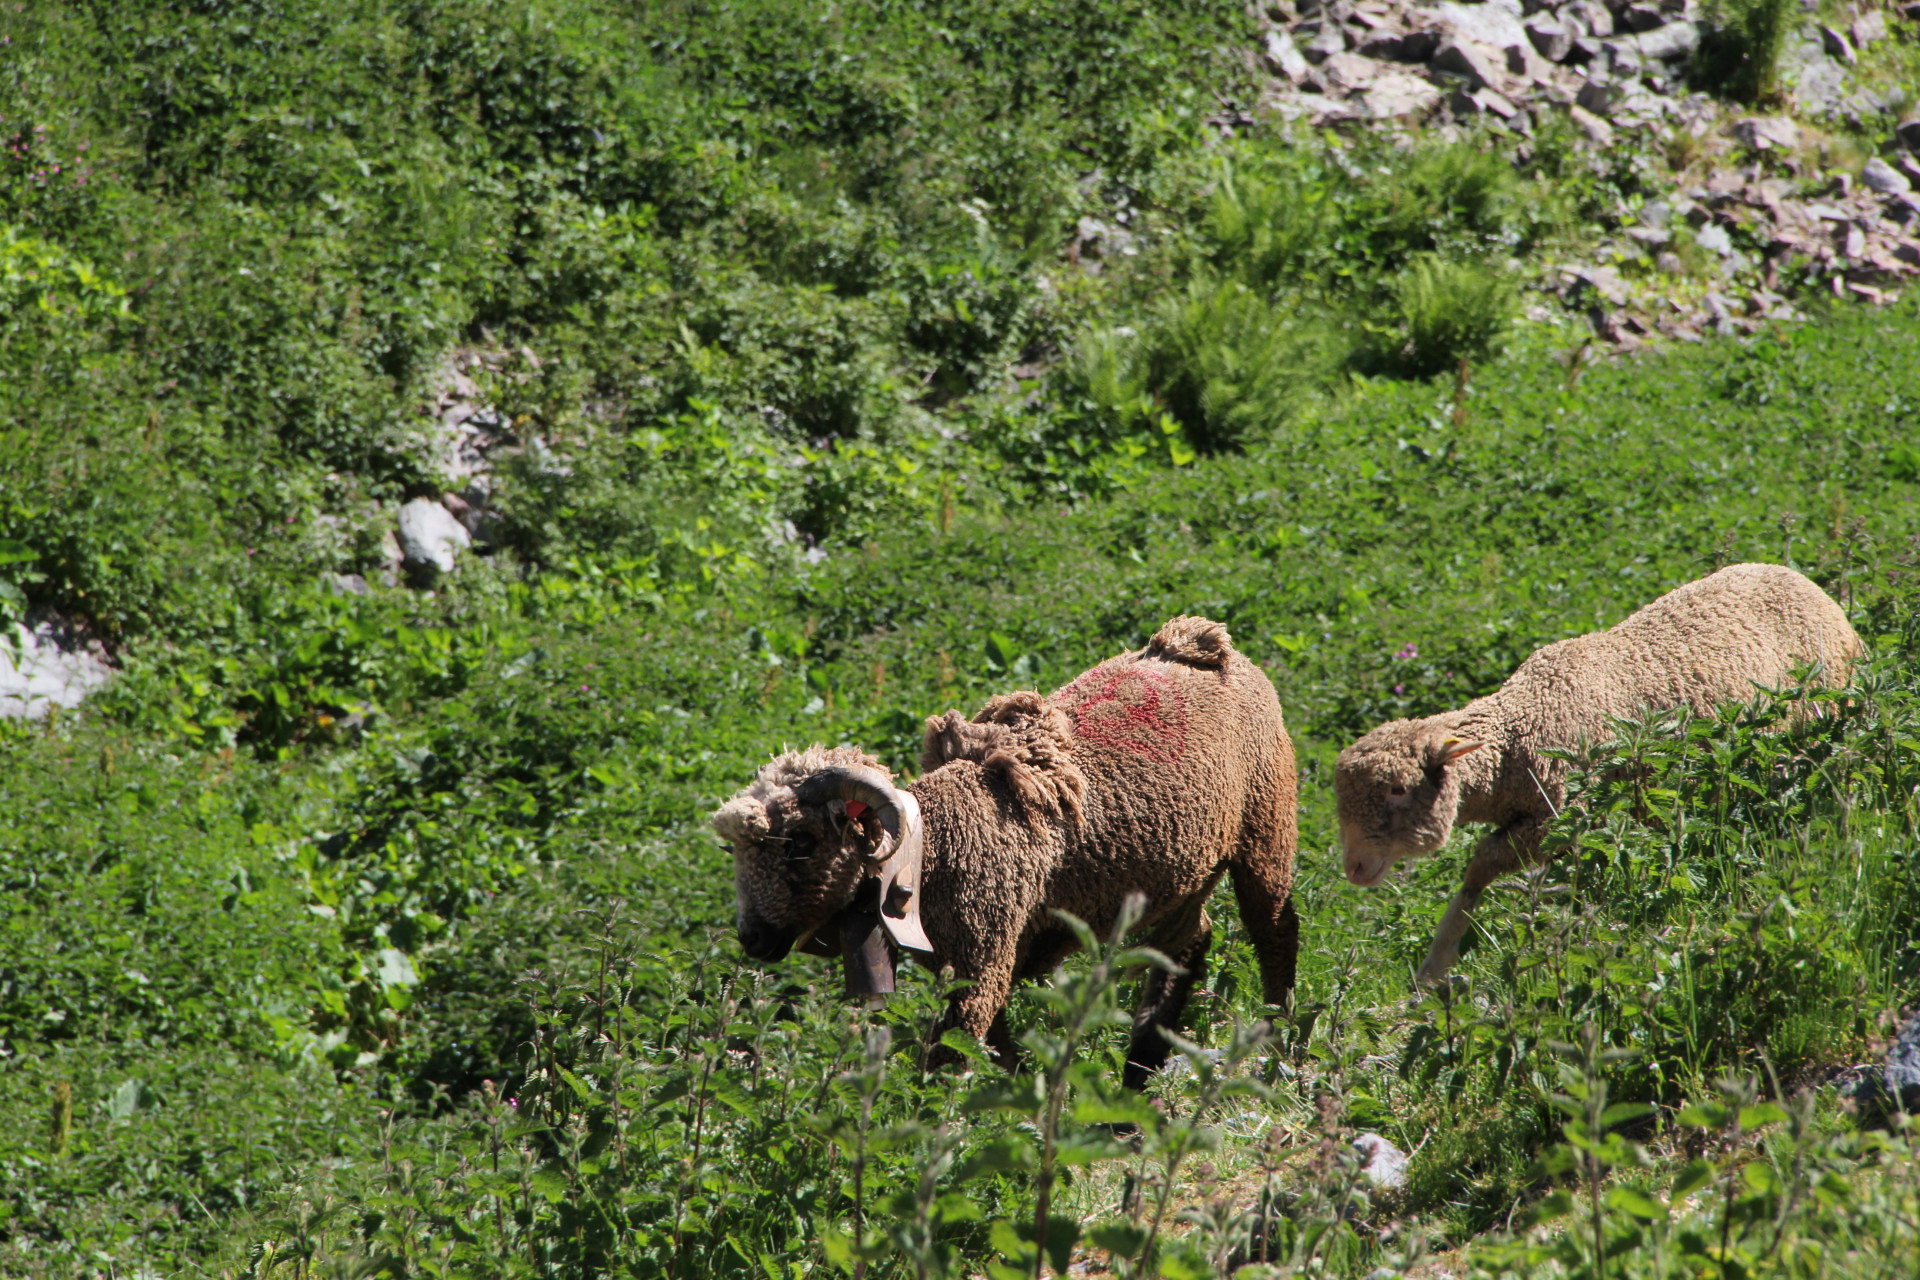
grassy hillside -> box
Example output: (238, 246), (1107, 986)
(4, 2), (1920, 1277)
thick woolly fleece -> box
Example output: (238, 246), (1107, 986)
(1335, 563), (1862, 984)
(716, 617), (1298, 1085)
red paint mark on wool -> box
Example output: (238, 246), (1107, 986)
(1063, 668), (1187, 764)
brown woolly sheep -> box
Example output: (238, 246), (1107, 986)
(713, 616), (1298, 1087)
(1335, 563), (1863, 986)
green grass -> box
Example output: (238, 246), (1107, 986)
(5, 1), (1920, 1276)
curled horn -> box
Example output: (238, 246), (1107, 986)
(795, 766), (934, 954)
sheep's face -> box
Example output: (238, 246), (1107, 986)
(711, 747), (890, 963)
(1334, 724), (1481, 887)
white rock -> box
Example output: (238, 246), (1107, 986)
(1732, 116), (1801, 151)
(1352, 1134), (1409, 1189)
(1526, 17), (1574, 61)
(1862, 157), (1912, 196)
(1426, 0), (1529, 51)
(1563, 0), (1613, 38)
(1432, 37), (1507, 90)
(397, 498), (471, 578)
(1602, 21), (1699, 63)
(1693, 223), (1734, 256)
(0, 616), (114, 719)
(1266, 29), (1312, 82)
(1363, 72), (1444, 117)
(1568, 103), (1614, 145)
(1852, 12), (1888, 48)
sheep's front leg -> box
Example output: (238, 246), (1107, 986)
(1415, 816), (1548, 987)
(929, 962), (1017, 1071)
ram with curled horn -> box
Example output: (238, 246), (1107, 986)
(713, 616), (1300, 1087)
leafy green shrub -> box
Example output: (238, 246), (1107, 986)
(1696, 0), (1795, 104)
(1358, 256), (1517, 379)
(1071, 278), (1338, 454)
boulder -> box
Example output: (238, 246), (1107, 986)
(1266, 29), (1313, 83)
(1564, 0), (1614, 38)
(1601, 21), (1699, 62)
(1352, 1134), (1409, 1189)
(1693, 223), (1734, 256)
(1852, 12), (1888, 48)
(1526, 17), (1575, 60)
(1323, 51), (1391, 90)
(1362, 71), (1444, 116)
(1302, 24), (1350, 63)
(1504, 39), (1553, 80)
(1576, 78), (1622, 114)
(1428, 0), (1530, 50)
(1432, 37), (1508, 90)
(1820, 24), (1857, 65)
(1622, 2), (1666, 31)
(1568, 103), (1614, 145)
(1732, 116), (1801, 151)
(1862, 157), (1913, 196)
(1884, 1011), (1920, 1111)
(0, 614), (115, 719)
(397, 498), (471, 580)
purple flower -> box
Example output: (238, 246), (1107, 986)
(1393, 642), (1418, 661)
(1394, 683), (1405, 695)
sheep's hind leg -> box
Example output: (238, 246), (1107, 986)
(1415, 816), (1547, 988)
(1124, 898), (1212, 1091)
(1228, 847), (1299, 1009)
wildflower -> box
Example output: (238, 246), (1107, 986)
(1394, 683), (1405, 695)
(1393, 642), (1418, 661)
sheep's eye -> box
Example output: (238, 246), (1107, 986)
(785, 833), (816, 865)
(1388, 785), (1407, 797)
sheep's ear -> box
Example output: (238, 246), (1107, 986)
(712, 794), (771, 847)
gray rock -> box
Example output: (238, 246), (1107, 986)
(1785, 41), (1848, 109)
(1352, 1134), (1409, 1189)
(1732, 115), (1801, 151)
(0, 613), (115, 719)
(1639, 197), (1673, 229)
(1362, 71), (1444, 116)
(1526, 17), (1574, 60)
(1394, 28), (1443, 61)
(1565, 0), (1614, 38)
(1601, 21), (1699, 62)
(1266, 29), (1312, 82)
(325, 572), (370, 597)
(397, 498), (471, 580)
(1843, 1009), (1920, 1115)
(1898, 119), (1920, 152)
(1568, 103), (1615, 144)
(1570, 263), (1628, 303)
(1852, 12), (1888, 47)
(1623, 2), (1666, 31)
(1693, 223), (1734, 256)
(1820, 24), (1857, 65)
(1303, 24), (1351, 63)
(1505, 39), (1552, 79)
(1862, 157), (1913, 196)
(1430, 0), (1530, 50)
(1576, 78), (1623, 114)
(1432, 37), (1507, 89)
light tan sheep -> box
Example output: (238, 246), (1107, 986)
(714, 617), (1298, 1087)
(1334, 563), (1862, 986)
